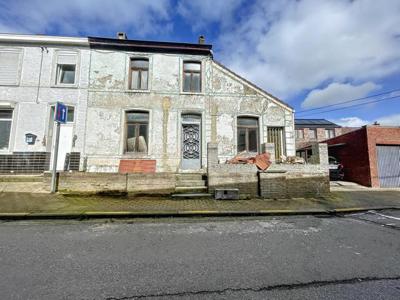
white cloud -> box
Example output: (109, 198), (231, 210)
(301, 82), (379, 109)
(334, 113), (400, 127)
(177, 0), (244, 31)
(218, 0), (400, 98)
(334, 117), (369, 127)
(0, 0), (172, 37)
(376, 114), (400, 126)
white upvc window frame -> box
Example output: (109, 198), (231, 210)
(0, 107), (14, 152)
(53, 50), (80, 88)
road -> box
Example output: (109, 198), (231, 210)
(0, 210), (399, 299)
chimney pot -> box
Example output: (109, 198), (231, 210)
(198, 35), (205, 44)
(117, 32), (127, 40)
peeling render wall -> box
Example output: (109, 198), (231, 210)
(0, 44), (90, 169)
(85, 50), (294, 172)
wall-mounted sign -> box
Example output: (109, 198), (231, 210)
(54, 102), (67, 123)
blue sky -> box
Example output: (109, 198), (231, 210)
(1, 0), (400, 126)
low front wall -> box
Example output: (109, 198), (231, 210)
(208, 162), (329, 199)
(44, 172), (176, 195)
(208, 164), (259, 199)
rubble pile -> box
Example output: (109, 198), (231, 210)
(226, 151), (272, 171)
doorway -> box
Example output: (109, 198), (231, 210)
(47, 105), (75, 171)
(181, 113), (201, 170)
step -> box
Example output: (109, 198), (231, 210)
(174, 186), (208, 194)
(171, 193), (212, 199)
(175, 173), (205, 181)
(176, 179), (206, 187)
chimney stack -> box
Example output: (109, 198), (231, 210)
(198, 35), (205, 44)
(117, 32), (127, 40)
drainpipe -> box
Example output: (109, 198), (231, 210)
(35, 46), (48, 104)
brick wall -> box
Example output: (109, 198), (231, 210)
(208, 164), (259, 199)
(207, 142), (329, 199)
(326, 127), (371, 186)
(365, 126), (400, 187)
(296, 127), (343, 150)
(119, 160), (156, 174)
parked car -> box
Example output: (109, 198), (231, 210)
(328, 156), (344, 180)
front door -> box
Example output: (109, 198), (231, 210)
(47, 106), (75, 171)
(181, 114), (201, 170)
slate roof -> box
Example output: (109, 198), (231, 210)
(295, 119), (341, 129)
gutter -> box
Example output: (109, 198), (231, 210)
(0, 33), (89, 47)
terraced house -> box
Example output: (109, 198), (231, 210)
(0, 33), (295, 176)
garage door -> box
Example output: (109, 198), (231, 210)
(376, 145), (400, 187)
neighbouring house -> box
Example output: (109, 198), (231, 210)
(0, 32), (295, 175)
(0, 33), (90, 173)
(295, 118), (357, 160)
(325, 125), (400, 188)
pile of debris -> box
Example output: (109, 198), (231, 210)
(226, 151), (272, 171)
(279, 155), (305, 164)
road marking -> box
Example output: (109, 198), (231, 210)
(370, 211), (400, 221)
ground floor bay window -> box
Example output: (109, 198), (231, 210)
(125, 111), (149, 153)
(0, 109), (13, 151)
(237, 116), (259, 153)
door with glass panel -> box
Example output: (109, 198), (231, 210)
(181, 114), (201, 170)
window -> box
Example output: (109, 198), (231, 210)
(57, 65), (76, 84)
(295, 129), (304, 139)
(130, 58), (149, 90)
(0, 49), (22, 85)
(309, 129), (317, 139)
(183, 61), (201, 93)
(0, 109), (13, 150)
(55, 52), (78, 85)
(237, 117), (259, 153)
(325, 129), (335, 139)
(126, 111), (149, 153)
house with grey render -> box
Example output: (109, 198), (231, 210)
(0, 33), (295, 176)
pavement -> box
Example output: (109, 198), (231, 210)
(0, 189), (399, 219)
(1, 211), (399, 299)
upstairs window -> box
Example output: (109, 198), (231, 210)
(0, 109), (13, 150)
(325, 129), (335, 139)
(126, 111), (149, 153)
(309, 129), (317, 139)
(237, 117), (259, 153)
(130, 58), (149, 90)
(55, 52), (78, 85)
(0, 49), (22, 86)
(183, 61), (201, 93)
(295, 129), (304, 139)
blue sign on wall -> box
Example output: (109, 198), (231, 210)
(55, 102), (67, 123)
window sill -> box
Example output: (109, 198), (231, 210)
(51, 84), (79, 89)
(121, 153), (151, 159)
(125, 89), (151, 94)
(0, 150), (12, 155)
(0, 83), (19, 87)
(180, 91), (205, 96)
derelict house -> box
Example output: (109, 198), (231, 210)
(0, 33), (295, 174)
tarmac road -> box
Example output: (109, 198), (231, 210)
(0, 211), (399, 299)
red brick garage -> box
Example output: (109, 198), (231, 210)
(326, 125), (400, 187)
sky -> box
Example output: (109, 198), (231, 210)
(1, 0), (400, 127)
